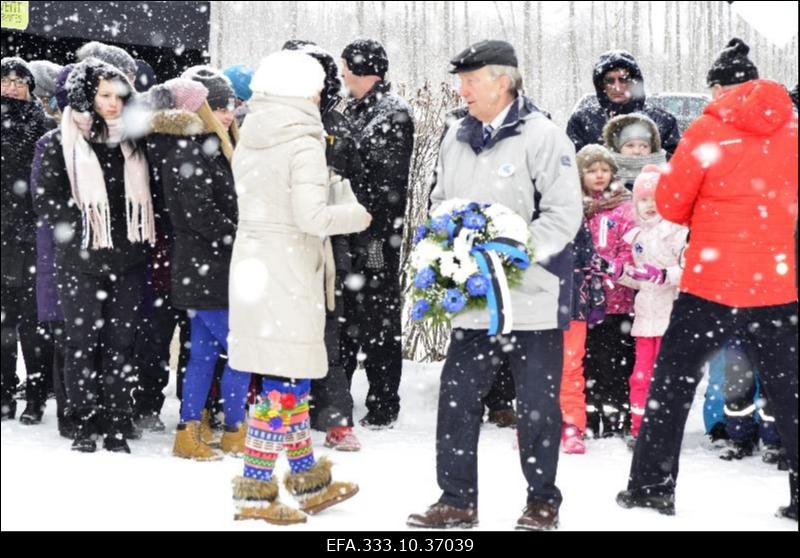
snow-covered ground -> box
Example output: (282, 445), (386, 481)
(1, 360), (794, 531)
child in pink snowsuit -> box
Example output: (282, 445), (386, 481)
(577, 144), (636, 438)
(622, 165), (688, 439)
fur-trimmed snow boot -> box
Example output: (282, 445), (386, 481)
(232, 476), (307, 525)
(283, 456), (359, 515)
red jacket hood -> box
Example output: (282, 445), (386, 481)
(704, 79), (794, 136)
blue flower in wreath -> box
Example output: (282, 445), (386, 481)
(414, 267), (436, 289)
(411, 299), (431, 320)
(466, 274), (489, 297)
(430, 215), (451, 233)
(442, 289), (467, 313)
(413, 224), (429, 244)
(462, 211), (487, 230)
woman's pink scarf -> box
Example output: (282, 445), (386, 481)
(61, 106), (155, 250)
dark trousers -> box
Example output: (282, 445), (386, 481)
(311, 273), (354, 430)
(131, 290), (187, 418)
(585, 314), (635, 436)
(175, 319), (192, 401)
(436, 328), (563, 510)
(628, 294), (798, 510)
(58, 268), (144, 421)
(1, 279), (54, 404)
(342, 272), (402, 420)
(48, 321), (68, 420)
(483, 358), (515, 411)
(723, 338), (781, 446)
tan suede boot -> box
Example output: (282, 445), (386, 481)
(173, 421), (222, 461)
(200, 409), (221, 447)
(221, 422), (247, 456)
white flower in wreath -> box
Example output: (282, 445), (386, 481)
(491, 214), (531, 245)
(439, 252), (478, 285)
(483, 203), (516, 221)
(454, 256), (479, 284)
(410, 238), (445, 269)
(439, 251), (479, 285)
(438, 252), (460, 280)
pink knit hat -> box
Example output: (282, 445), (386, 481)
(633, 164), (662, 201)
(164, 77), (208, 112)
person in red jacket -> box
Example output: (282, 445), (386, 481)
(616, 38), (798, 522)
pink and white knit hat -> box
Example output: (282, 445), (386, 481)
(633, 164), (662, 201)
(164, 77), (208, 112)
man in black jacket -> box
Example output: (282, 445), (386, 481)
(1, 57), (56, 423)
(566, 50), (681, 156)
(340, 39), (414, 429)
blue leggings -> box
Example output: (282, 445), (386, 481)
(703, 348), (727, 433)
(180, 310), (250, 427)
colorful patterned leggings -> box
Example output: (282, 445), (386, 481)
(242, 378), (315, 482)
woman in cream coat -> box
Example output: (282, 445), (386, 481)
(228, 50), (371, 525)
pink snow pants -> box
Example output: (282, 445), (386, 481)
(629, 336), (662, 438)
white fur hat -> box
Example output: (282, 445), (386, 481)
(250, 50), (325, 99)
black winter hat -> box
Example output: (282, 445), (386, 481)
(181, 65), (235, 111)
(66, 57), (132, 113)
(341, 39), (388, 79)
(1, 57), (35, 91)
(706, 38), (759, 87)
(283, 39), (314, 50)
(134, 59), (157, 93)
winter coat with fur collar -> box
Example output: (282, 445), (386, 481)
(148, 109), (237, 310)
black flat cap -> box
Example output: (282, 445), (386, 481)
(449, 40), (518, 74)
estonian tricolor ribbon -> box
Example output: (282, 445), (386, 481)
(470, 237), (530, 335)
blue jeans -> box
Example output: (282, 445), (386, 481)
(180, 310), (250, 427)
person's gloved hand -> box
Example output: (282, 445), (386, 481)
(626, 263), (667, 285)
(587, 306), (606, 325)
(328, 172), (353, 204)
